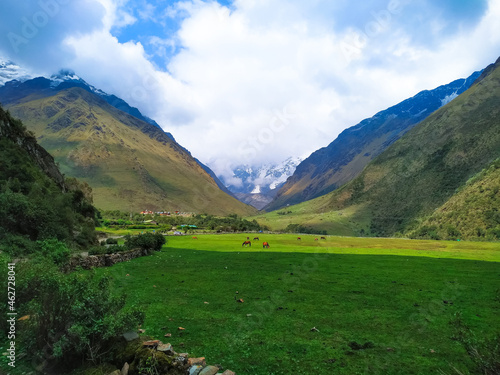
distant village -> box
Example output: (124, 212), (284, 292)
(140, 210), (194, 217)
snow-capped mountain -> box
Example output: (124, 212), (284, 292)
(218, 157), (302, 209)
(0, 61), (173, 138)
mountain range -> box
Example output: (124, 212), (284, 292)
(254, 56), (500, 240)
(219, 157), (302, 209)
(265, 69), (482, 211)
(0, 62), (256, 216)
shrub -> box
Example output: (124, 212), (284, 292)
(124, 233), (166, 252)
(16, 260), (144, 371)
(35, 239), (71, 265)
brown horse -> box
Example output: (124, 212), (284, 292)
(297, 237), (301, 240)
(242, 241), (251, 247)
(192, 236), (198, 239)
(320, 236), (326, 240)
(262, 242), (270, 248)
(253, 237), (259, 240)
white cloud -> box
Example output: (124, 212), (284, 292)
(1, 0), (500, 182)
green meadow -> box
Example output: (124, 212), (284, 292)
(95, 234), (500, 375)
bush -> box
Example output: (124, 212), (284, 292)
(105, 238), (118, 245)
(124, 233), (166, 252)
(15, 260), (144, 371)
(35, 239), (71, 265)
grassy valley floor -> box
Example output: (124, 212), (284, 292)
(94, 234), (499, 374)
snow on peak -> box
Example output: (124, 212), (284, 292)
(441, 92), (459, 106)
(251, 185), (261, 194)
(222, 156), (303, 195)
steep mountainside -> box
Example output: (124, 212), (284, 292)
(320, 57), (499, 236)
(253, 56), (500, 237)
(265, 70), (481, 211)
(0, 84), (256, 216)
(0, 105), (97, 254)
(409, 158), (500, 240)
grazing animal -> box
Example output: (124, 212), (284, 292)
(262, 242), (270, 248)
(314, 238), (318, 241)
(192, 236), (198, 239)
(320, 236), (326, 240)
(242, 241), (252, 247)
(247, 237), (250, 240)
(253, 237), (259, 240)
(297, 237), (301, 240)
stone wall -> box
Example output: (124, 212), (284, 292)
(65, 248), (152, 271)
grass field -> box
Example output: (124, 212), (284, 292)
(95, 234), (500, 374)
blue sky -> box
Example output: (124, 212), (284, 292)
(0, 0), (499, 180)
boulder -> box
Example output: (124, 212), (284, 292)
(157, 343), (174, 355)
(189, 365), (204, 375)
(122, 331), (139, 342)
(142, 340), (161, 348)
(121, 362), (129, 375)
(199, 366), (220, 375)
(187, 357), (206, 367)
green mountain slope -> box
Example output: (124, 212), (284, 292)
(2, 86), (256, 216)
(410, 158), (500, 240)
(0, 105), (97, 255)
(254, 56), (500, 237)
(265, 71), (481, 211)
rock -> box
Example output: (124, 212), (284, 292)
(189, 365), (204, 375)
(188, 357), (206, 367)
(236, 299), (244, 303)
(199, 366), (220, 375)
(178, 327), (186, 331)
(157, 343), (174, 355)
(121, 362), (129, 375)
(142, 340), (161, 348)
(221, 371), (236, 375)
(174, 355), (188, 366)
(164, 333), (172, 337)
(123, 331), (139, 342)
(178, 353), (189, 357)
(138, 329), (146, 334)
(108, 370), (120, 375)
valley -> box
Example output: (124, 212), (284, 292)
(0, 45), (499, 375)
(92, 234), (500, 375)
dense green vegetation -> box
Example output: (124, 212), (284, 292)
(6, 259), (144, 372)
(410, 158), (500, 241)
(100, 210), (266, 233)
(0, 107), (97, 256)
(95, 234), (500, 375)
(0, 107), (144, 373)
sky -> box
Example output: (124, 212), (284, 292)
(1, 0), (500, 184)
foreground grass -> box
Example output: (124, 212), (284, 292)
(96, 235), (500, 374)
